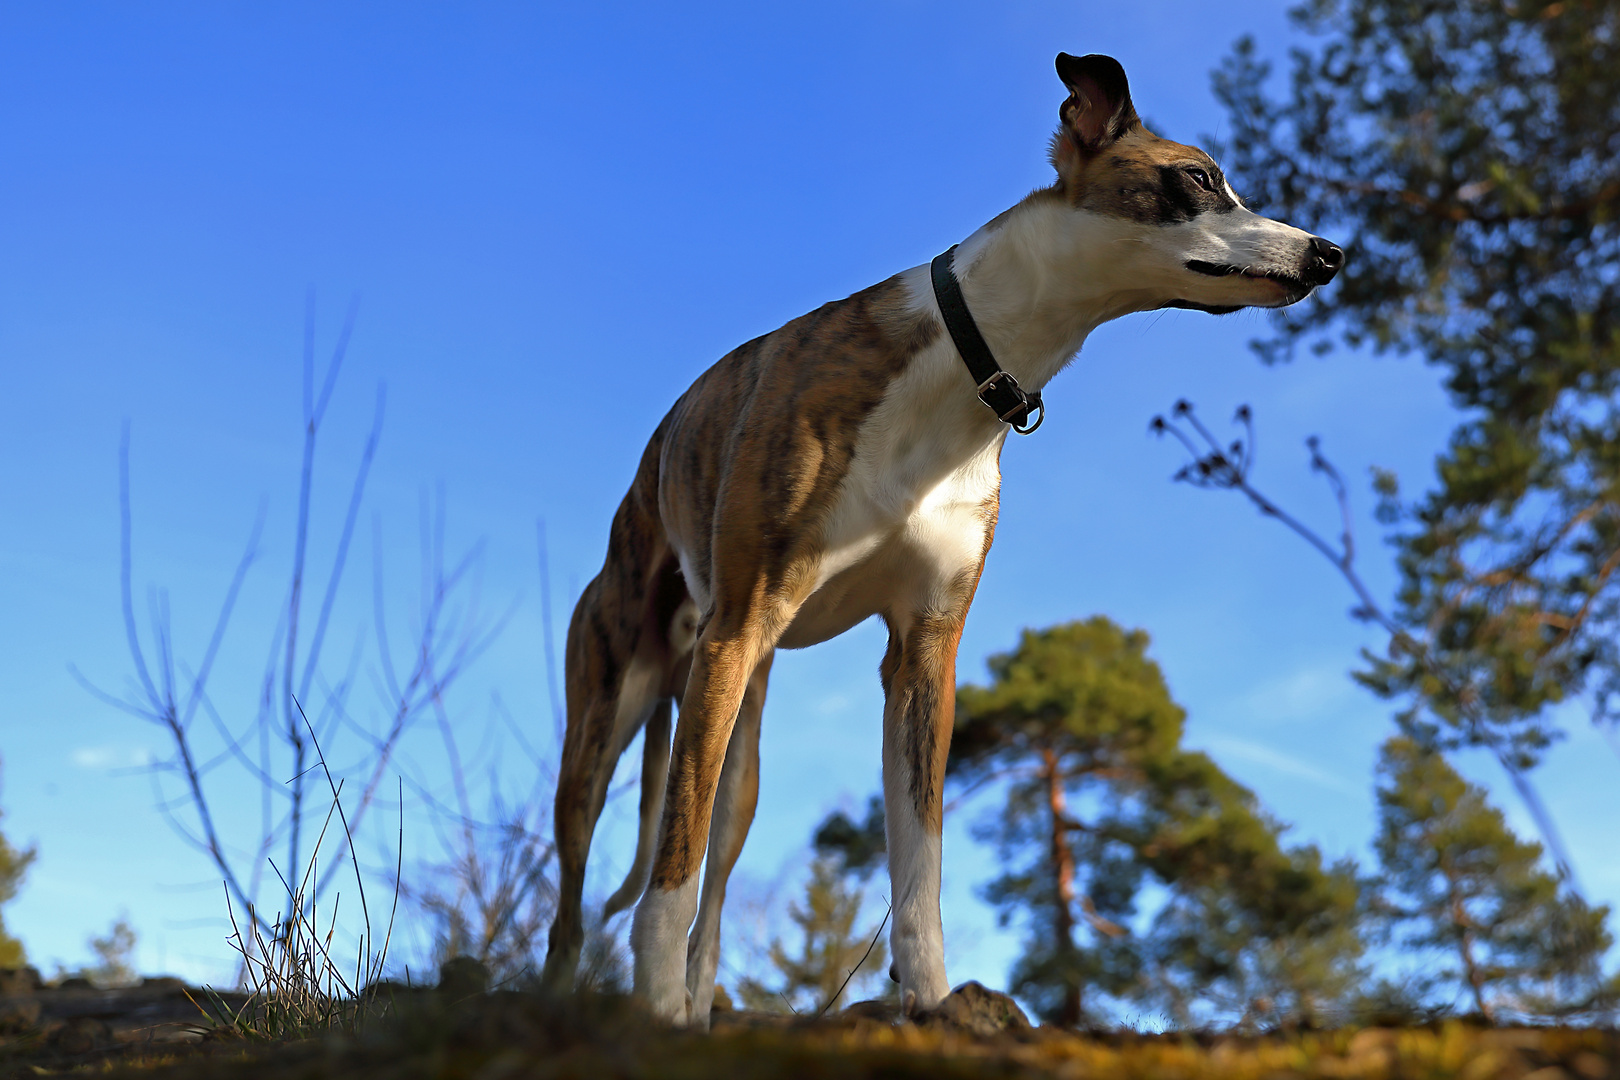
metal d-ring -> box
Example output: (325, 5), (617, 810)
(1011, 392), (1045, 435)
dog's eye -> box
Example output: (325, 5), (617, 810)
(1186, 167), (1214, 192)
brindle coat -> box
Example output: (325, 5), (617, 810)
(541, 275), (947, 988)
(539, 51), (1342, 1024)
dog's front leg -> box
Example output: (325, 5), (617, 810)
(880, 609), (967, 1015)
(632, 629), (767, 1023)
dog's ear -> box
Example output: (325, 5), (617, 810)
(1054, 53), (1139, 151)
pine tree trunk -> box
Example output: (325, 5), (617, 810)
(1442, 859), (1496, 1024)
(1042, 746), (1082, 1026)
(1452, 895), (1495, 1023)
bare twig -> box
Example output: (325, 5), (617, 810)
(87, 303), (516, 965)
(293, 696), (380, 977)
(85, 298), (587, 1009)
(813, 900), (891, 1019)
(1153, 400), (1578, 884)
(538, 520), (566, 747)
(298, 384), (385, 707)
(395, 740), (560, 985)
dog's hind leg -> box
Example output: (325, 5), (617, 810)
(539, 591), (664, 995)
(685, 650), (772, 1027)
(603, 603), (696, 921)
(600, 697), (672, 920)
(542, 415), (691, 996)
(541, 543), (688, 997)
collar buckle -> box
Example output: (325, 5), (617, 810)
(931, 245), (1048, 437)
(976, 371), (1045, 434)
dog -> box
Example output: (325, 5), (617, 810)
(538, 51), (1342, 1025)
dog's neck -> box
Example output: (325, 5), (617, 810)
(946, 194), (1160, 393)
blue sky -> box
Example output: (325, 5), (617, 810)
(2, 1), (1616, 995)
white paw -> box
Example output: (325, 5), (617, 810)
(631, 881), (701, 1025)
(686, 981), (715, 1030)
(894, 965), (950, 1017)
(641, 984), (692, 1025)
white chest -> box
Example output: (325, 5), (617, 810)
(775, 340), (1006, 648)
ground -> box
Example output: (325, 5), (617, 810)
(1, 970), (1615, 1079)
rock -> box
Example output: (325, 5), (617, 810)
(0, 993), (41, 1032)
(1570, 1052), (1609, 1080)
(841, 997), (901, 1022)
(140, 976), (188, 993)
(914, 981), (1031, 1037)
(364, 978), (427, 999)
(48, 1016), (114, 1054)
(0, 966), (41, 1032)
(1347, 1027), (1399, 1068)
(437, 956), (490, 999)
(0, 967), (41, 995)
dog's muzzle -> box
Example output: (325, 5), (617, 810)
(1303, 236), (1344, 287)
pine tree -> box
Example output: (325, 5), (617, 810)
(0, 783), (36, 969)
(951, 618), (1180, 1025)
(1372, 736), (1617, 1021)
(951, 618), (1367, 1027)
(736, 855), (887, 1013)
(812, 794), (886, 881)
(1213, 0), (1620, 766)
(84, 918), (139, 989)
(1120, 753), (1366, 1029)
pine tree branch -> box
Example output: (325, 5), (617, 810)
(1154, 402), (1580, 888)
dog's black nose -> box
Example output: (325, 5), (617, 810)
(1304, 236), (1343, 285)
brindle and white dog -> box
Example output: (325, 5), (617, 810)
(539, 52), (1342, 1025)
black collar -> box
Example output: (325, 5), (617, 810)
(929, 245), (1044, 435)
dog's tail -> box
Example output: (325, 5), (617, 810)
(601, 697), (673, 919)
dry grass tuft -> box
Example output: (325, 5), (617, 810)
(190, 706), (401, 1043)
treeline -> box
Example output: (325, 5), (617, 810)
(742, 618), (1618, 1028)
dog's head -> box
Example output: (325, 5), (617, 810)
(1047, 53), (1341, 314)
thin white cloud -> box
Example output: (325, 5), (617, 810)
(1198, 734), (1358, 794)
(1231, 662), (1359, 727)
(813, 693), (854, 715)
(69, 745), (152, 770)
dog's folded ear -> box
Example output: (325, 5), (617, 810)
(1055, 53), (1139, 151)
